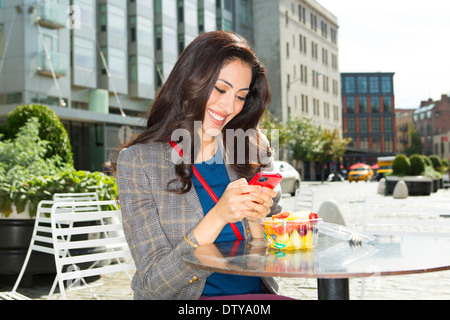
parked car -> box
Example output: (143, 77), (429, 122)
(348, 165), (374, 182)
(273, 161), (301, 195)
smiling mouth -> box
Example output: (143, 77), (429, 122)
(207, 109), (226, 123)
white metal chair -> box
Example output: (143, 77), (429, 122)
(1, 193), (103, 299)
(50, 200), (135, 300)
(359, 198), (450, 299)
(293, 187), (315, 211)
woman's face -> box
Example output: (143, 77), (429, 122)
(202, 59), (252, 139)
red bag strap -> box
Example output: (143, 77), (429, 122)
(169, 141), (243, 240)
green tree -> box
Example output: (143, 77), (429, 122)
(314, 129), (351, 182)
(259, 110), (289, 147)
(287, 117), (350, 182)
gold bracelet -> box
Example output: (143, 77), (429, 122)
(184, 234), (198, 248)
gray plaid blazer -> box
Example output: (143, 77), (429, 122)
(116, 141), (282, 300)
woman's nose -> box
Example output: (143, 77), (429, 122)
(220, 92), (236, 114)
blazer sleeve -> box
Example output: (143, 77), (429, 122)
(116, 146), (212, 299)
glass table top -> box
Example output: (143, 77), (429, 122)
(182, 235), (450, 279)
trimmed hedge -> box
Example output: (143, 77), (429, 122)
(392, 154), (410, 176)
(1, 104), (73, 165)
(409, 154), (425, 176)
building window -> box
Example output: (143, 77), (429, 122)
(360, 117), (368, 133)
(347, 117), (356, 133)
(177, 0), (184, 23)
(129, 55), (137, 82)
(129, 16), (136, 42)
(384, 136), (393, 152)
(360, 137), (369, 150)
(372, 117), (380, 133)
(346, 97), (355, 113)
(383, 96), (392, 113)
(108, 4), (127, 38)
(357, 76), (367, 93)
(381, 76), (392, 93)
(384, 117), (393, 133)
(301, 94), (309, 114)
(371, 96), (380, 113)
(369, 76), (379, 93)
(358, 96), (367, 113)
(155, 0), (162, 13)
(372, 136), (381, 152)
(155, 25), (162, 50)
(344, 76), (355, 94)
(331, 28), (337, 44)
(73, 37), (96, 70)
(99, 4), (107, 32)
(310, 13), (317, 31)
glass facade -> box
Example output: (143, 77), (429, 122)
(0, 0), (247, 171)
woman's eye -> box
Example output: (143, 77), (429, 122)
(237, 96), (247, 102)
(214, 86), (226, 94)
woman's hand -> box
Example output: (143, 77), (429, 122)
(213, 178), (276, 224)
(192, 178), (278, 245)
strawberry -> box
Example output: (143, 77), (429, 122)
(309, 212), (318, 220)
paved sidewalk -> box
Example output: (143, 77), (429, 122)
(1, 180), (449, 300)
(279, 181), (450, 300)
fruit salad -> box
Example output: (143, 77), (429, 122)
(261, 210), (320, 250)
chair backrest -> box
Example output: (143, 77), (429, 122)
(362, 199), (450, 237)
(50, 200), (135, 300)
(294, 187), (315, 211)
(53, 192), (99, 202)
(29, 200), (62, 255)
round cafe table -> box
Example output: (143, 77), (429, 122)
(182, 235), (450, 300)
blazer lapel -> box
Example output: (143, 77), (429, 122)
(164, 144), (203, 218)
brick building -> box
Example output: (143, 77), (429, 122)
(341, 72), (396, 165)
(413, 94), (450, 158)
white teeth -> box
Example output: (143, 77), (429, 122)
(208, 110), (225, 121)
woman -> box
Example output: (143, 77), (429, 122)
(115, 31), (284, 299)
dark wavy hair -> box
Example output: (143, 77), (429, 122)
(111, 31), (272, 193)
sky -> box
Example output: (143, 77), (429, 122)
(316, 0), (450, 109)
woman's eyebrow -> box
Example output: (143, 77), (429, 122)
(217, 79), (250, 92)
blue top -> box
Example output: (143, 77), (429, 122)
(192, 148), (264, 297)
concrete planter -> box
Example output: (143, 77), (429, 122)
(0, 217), (56, 276)
(385, 176), (433, 196)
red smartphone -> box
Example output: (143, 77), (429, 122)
(248, 172), (282, 189)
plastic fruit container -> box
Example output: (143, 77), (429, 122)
(260, 211), (320, 251)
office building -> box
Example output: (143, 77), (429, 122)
(0, 0), (250, 171)
(341, 72), (396, 165)
(252, 0), (342, 134)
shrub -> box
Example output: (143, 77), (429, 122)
(0, 116), (117, 218)
(1, 104), (73, 165)
(429, 155), (442, 170)
(409, 154), (425, 175)
(392, 154), (410, 176)
(421, 155), (432, 168)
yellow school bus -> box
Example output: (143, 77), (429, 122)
(377, 156), (395, 180)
